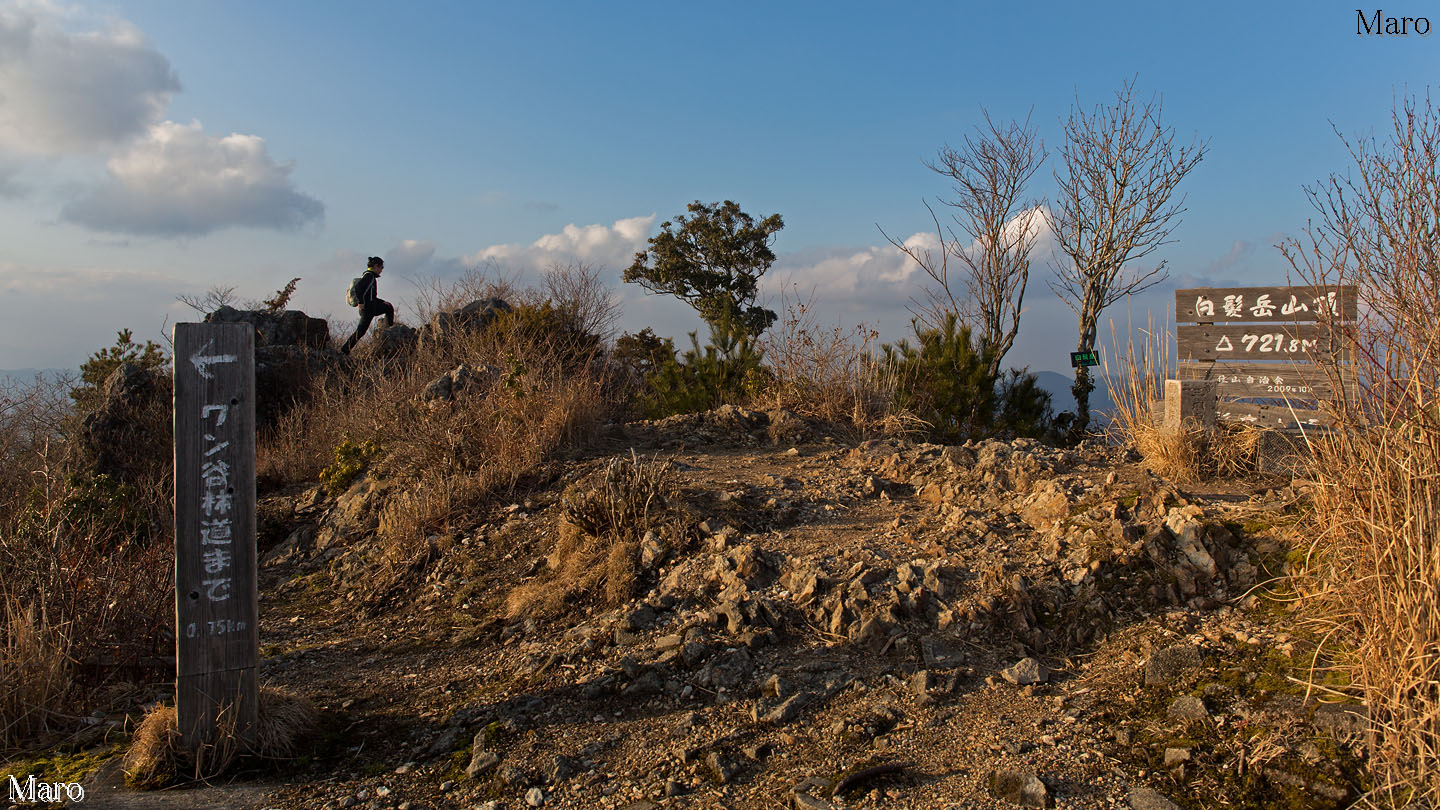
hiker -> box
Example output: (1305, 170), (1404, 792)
(341, 256), (396, 354)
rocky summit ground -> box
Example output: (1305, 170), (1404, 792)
(73, 407), (1368, 810)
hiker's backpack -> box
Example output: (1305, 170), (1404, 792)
(346, 275), (366, 307)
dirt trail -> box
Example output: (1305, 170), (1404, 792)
(59, 412), (1367, 809)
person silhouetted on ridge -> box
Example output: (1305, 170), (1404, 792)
(341, 256), (395, 354)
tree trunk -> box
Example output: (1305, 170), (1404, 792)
(1071, 367), (1094, 437)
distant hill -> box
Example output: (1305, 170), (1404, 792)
(1032, 369), (1118, 422)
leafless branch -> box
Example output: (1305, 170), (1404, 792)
(884, 110), (1047, 378)
(1048, 78), (1207, 428)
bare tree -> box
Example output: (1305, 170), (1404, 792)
(544, 260), (621, 341)
(176, 285), (238, 315)
(884, 110), (1047, 379)
(1049, 79), (1207, 433)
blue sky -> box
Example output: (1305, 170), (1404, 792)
(0, 0), (1433, 373)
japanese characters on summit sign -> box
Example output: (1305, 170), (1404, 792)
(1175, 285), (1356, 428)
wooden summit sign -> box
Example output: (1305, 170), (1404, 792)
(174, 322), (258, 750)
(1174, 285), (1355, 429)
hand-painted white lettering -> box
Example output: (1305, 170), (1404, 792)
(201, 460), (230, 488)
(201, 518), (232, 544)
(202, 547), (232, 574)
(201, 404), (229, 426)
(190, 341), (238, 380)
(202, 577), (233, 601)
(201, 490), (233, 517)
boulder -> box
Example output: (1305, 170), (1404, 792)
(424, 297), (513, 343)
(1128, 787), (1181, 810)
(205, 305), (330, 349)
(419, 363), (501, 405)
(1002, 657), (1049, 686)
(367, 322), (418, 358)
(989, 770), (1052, 807)
(79, 362), (170, 484)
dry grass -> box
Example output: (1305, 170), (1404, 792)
(1101, 314), (1201, 480)
(0, 600), (72, 749)
(1283, 94), (1440, 805)
(507, 452), (676, 619)
(1102, 314), (1279, 482)
(122, 704), (178, 789)
(0, 370), (173, 753)
(122, 688), (317, 789)
(754, 286), (906, 432)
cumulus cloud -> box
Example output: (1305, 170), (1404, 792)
(766, 235), (930, 313)
(0, 0), (179, 155)
(469, 214), (656, 270)
(60, 120), (324, 236)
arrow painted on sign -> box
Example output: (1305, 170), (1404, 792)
(190, 340), (237, 380)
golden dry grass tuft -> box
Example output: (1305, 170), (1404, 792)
(122, 704), (178, 789)
(507, 452), (676, 619)
(122, 688), (318, 789)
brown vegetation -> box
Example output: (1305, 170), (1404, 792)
(1284, 94), (1440, 805)
(122, 688), (317, 789)
(507, 452), (679, 619)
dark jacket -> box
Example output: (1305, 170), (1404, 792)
(357, 270), (379, 305)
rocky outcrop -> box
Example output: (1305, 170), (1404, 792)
(202, 306), (343, 427)
(419, 363), (502, 406)
(79, 361), (171, 484)
(424, 297), (512, 343)
(205, 305), (330, 350)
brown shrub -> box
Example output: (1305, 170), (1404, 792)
(507, 452), (675, 619)
(754, 287), (905, 432)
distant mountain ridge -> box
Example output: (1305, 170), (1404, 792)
(1032, 369), (1117, 421)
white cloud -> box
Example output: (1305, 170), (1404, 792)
(0, 0), (179, 155)
(60, 120), (324, 236)
(766, 236), (928, 313)
(470, 214), (656, 269)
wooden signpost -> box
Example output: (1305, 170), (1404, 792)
(174, 323), (258, 751)
(1173, 285), (1356, 430)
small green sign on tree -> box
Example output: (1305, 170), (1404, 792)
(624, 200), (784, 339)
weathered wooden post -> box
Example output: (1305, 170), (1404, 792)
(173, 323), (258, 752)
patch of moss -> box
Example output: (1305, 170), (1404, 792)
(444, 745), (471, 782)
(4, 742), (125, 787)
